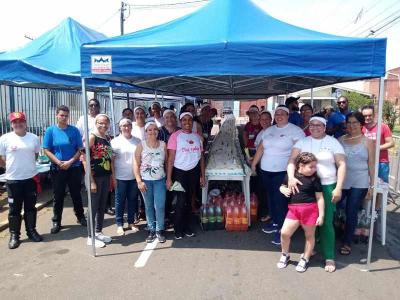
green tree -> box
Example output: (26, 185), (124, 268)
(343, 91), (373, 111)
(383, 100), (399, 131)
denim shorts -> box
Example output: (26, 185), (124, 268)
(378, 162), (389, 183)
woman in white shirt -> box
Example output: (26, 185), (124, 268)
(287, 115), (346, 273)
(166, 112), (205, 240)
(0, 112), (43, 249)
(111, 118), (141, 236)
(131, 106), (146, 141)
(134, 122), (167, 244)
(252, 105), (305, 245)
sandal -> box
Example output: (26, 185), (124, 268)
(324, 260), (336, 273)
(296, 257), (309, 273)
(340, 245), (352, 256)
(277, 253), (290, 269)
(260, 216), (271, 222)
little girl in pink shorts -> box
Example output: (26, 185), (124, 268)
(277, 152), (324, 272)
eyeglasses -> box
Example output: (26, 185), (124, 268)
(89, 104), (99, 107)
(337, 101), (347, 104)
(309, 124), (324, 128)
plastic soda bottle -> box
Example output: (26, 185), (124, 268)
(225, 205), (234, 231)
(208, 205), (216, 230)
(215, 205), (223, 230)
(233, 205), (241, 231)
(201, 205), (209, 231)
(250, 193), (258, 222)
(241, 204), (248, 231)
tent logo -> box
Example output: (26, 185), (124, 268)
(91, 55), (112, 74)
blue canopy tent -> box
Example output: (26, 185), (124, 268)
(80, 0), (387, 266)
(0, 17), (132, 91)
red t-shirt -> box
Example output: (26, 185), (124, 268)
(244, 122), (262, 149)
(362, 123), (392, 163)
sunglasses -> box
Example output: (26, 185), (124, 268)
(89, 103), (99, 107)
(337, 101), (347, 104)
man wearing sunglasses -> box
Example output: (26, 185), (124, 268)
(76, 98), (101, 140)
(326, 96), (352, 138)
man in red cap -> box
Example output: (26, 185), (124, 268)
(0, 112), (43, 249)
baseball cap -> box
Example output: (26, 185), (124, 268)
(9, 112), (26, 122)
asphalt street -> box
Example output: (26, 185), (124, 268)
(0, 196), (399, 300)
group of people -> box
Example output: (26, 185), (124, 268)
(0, 95), (394, 275)
(245, 95), (394, 273)
(0, 99), (213, 249)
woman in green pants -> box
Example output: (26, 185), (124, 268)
(287, 116), (346, 273)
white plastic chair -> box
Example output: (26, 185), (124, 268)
(366, 182), (388, 246)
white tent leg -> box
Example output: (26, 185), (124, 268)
(310, 87), (314, 107)
(366, 77), (385, 270)
(81, 78), (96, 257)
(109, 87), (116, 136)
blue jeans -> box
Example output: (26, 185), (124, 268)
(339, 188), (368, 245)
(115, 179), (139, 226)
(260, 170), (287, 229)
(142, 179), (166, 232)
(378, 162), (389, 183)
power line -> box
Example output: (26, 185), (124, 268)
(366, 14), (400, 36)
(375, 17), (400, 36)
(126, 0), (209, 9)
(97, 8), (121, 30)
(344, 0), (400, 35)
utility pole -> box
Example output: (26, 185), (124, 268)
(120, 1), (126, 35)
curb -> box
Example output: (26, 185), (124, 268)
(0, 198), (53, 232)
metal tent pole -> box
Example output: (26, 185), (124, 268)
(81, 78), (96, 257)
(366, 77), (385, 270)
(310, 87), (314, 107)
(109, 87), (116, 136)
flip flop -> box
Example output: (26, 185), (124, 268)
(340, 245), (352, 256)
(325, 260), (336, 273)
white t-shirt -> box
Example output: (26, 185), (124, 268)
(76, 115), (112, 141)
(294, 135), (345, 185)
(260, 123), (305, 172)
(131, 123), (145, 141)
(167, 130), (202, 171)
(76, 115), (96, 138)
(111, 135), (140, 180)
(254, 128), (267, 149)
(0, 132), (40, 180)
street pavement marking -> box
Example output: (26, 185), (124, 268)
(134, 240), (158, 268)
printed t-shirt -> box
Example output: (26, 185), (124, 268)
(362, 123), (392, 163)
(111, 135), (140, 180)
(167, 130), (202, 171)
(260, 123), (305, 172)
(0, 132), (40, 180)
(244, 122), (262, 149)
(90, 134), (113, 177)
(282, 173), (322, 204)
(43, 125), (83, 167)
(294, 135), (345, 185)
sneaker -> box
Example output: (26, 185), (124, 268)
(146, 231), (156, 243)
(277, 253), (290, 269)
(184, 231), (195, 238)
(271, 231), (281, 245)
(174, 232), (183, 240)
(296, 257), (309, 273)
(77, 217), (87, 227)
(129, 224), (140, 233)
(87, 237), (105, 248)
(95, 232), (112, 243)
(116, 226), (125, 236)
(156, 231), (166, 243)
(262, 223), (278, 234)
